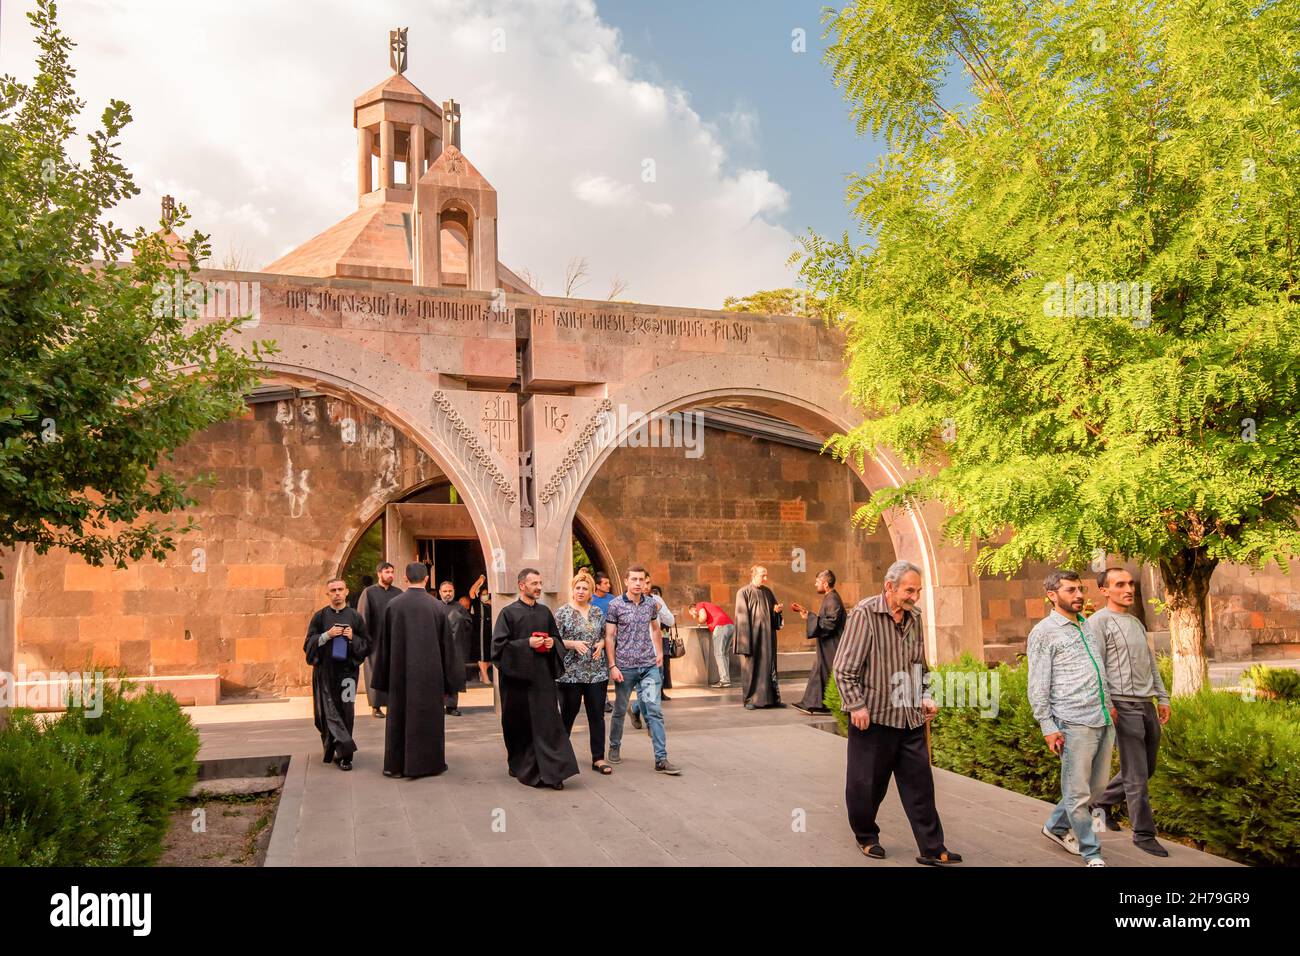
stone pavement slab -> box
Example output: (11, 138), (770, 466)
(197, 693), (1238, 868)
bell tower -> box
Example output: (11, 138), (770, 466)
(353, 27), (443, 203)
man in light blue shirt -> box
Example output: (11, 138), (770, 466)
(1027, 569), (1116, 866)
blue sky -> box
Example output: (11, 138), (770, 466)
(600, 0), (876, 247)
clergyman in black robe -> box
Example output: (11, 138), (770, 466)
(794, 570), (847, 713)
(357, 562), (401, 716)
(369, 562), (459, 778)
(434, 582), (468, 714)
(304, 579), (370, 770)
(734, 565), (784, 709)
(444, 596), (475, 715)
(491, 568), (580, 789)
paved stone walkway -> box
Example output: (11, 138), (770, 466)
(194, 683), (1237, 867)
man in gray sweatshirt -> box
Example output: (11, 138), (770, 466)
(1086, 567), (1172, 857)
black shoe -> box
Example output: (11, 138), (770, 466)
(661, 694), (671, 701)
(446, 707), (462, 717)
(322, 752), (335, 764)
(630, 710), (643, 730)
(793, 704), (814, 715)
(654, 760), (682, 775)
(916, 850), (962, 866)
(372, 708), (385, 718)
(604, 701), (613, 713)
(770, 701), (787, 709)
(338, 760), (353, 772)
(858, 843), (886, 860)
(1135, 838), (1169, 857)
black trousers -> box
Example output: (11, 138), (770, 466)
(1096, 699), (1161, 841)
(558, 680), (608, 763)
(846, 721), (945, 856)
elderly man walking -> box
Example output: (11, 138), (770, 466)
(1028, 569), (1117, 867)
(832, 560), (960, 865)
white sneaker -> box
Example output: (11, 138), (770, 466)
(1086, 857), (1107, 867)
(1042, 825), (1082, 856)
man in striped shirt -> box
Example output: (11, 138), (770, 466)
(1027, 569), (1117, 867)
(831, 560), (960, 865)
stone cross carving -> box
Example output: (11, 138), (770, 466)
(442, 99), (461, 150)
(161, 194), (176, 228)
(390, 27), (408, 74)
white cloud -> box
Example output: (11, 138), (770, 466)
(0, 0), (798, 308)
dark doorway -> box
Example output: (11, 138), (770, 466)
(433, 538), (486, 602)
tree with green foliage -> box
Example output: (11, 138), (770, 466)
(0, 1), (271, 574)
(722, 288), (827, 318)
(797, 0), (1300, 695)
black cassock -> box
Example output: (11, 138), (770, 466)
(304, 605), (370, 761)
(447, 605), (475, 682)
(491, 599), (580, 787)
(734, 584), (784, 707)
(797, 589), (846, 710)
(435, 599), (468, 690)
(369, 588), (458, 777)
(357, 583), (401, 708)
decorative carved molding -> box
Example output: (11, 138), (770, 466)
(430, 390), (517, 519)
(538, 399), (614, 527)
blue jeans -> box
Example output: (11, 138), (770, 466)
(610, 665), (667, 763)
(1045, 721), (1115, 861)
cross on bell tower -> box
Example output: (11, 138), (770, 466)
(442, 99), (461, 151)
(389, 27), (408, 74)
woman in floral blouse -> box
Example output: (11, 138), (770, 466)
(556, 570), (612, 774)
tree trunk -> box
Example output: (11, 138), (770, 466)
(1158, 548), (1217, 696)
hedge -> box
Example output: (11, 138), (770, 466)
(825, 656), (1300, 865)
(0, 680), (200, 866)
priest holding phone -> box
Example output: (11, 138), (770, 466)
(304, 578), (370, 771)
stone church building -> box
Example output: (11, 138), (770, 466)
(3, 50), (1296, 702)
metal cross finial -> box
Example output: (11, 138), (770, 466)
(389, 27), (408, 74)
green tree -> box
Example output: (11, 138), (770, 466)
(0, 1), (272, 580)
(722, 288), (827, 318)
(797, 0), (1300, 694)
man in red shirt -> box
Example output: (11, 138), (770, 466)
(689, 601), (736, 688)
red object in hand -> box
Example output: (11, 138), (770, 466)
(531, 630), (550, 652)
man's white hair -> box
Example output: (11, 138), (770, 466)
(883, 560), (923, 585)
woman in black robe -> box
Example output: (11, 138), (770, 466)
(491, 570), (580, 789)
(369, 563), (459, 778)
(304, 580), (371, 770)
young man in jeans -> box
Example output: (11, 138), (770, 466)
(1027, 569), (1117, 867)
(603, 565), (681, 775)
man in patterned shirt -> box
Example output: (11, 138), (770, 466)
(1028, 569), (1117, 867)
(831, 560), (960, 865)
(604, 565), (681, 775)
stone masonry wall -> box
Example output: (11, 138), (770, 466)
(16, 396), (439, 696)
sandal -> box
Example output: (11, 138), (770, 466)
(592, 760), (613, 775)
(858, 843), (886, 859)
(916, 850), (963, 866)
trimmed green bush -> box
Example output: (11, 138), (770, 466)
(1147, 691), (1300, 865)
(1245, 663), (1300, 702)
(823, 655), (1300, 865)
(0, 680), (199, 866)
